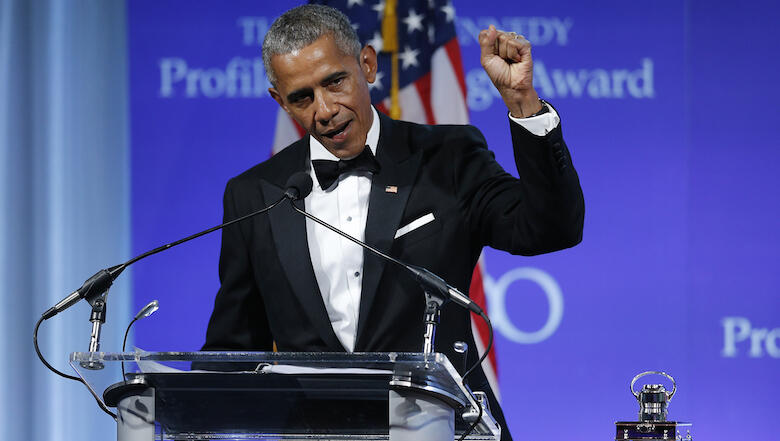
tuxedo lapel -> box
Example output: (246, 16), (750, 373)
(260, 139), (345, 352)
(355, 115), (421, 349)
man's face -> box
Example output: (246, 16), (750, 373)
(269, 35), (377, 159)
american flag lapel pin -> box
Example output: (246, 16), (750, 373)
(385, 185), (398, 193)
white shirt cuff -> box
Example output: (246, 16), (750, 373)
(508, 104), (560, 136)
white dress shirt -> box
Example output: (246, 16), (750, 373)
(305, 105), (557, 352)
(305, 107), (381, 352)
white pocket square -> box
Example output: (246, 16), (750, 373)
(394, 213), (435, 239)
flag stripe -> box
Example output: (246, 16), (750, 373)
(431, 41), (469, 124)
(443, 38), (468, 100)
(376, 100), (390, 116)
(472, 312), (501, 402)
(469, 257), (498, 371)
(398, 82), (428, 123)
(413, 72), (436, 124)
(272, 108), (305, 155)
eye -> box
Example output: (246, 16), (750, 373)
(290, 95), (312, 107)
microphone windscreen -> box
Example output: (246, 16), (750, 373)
(284, 172), (313, 200)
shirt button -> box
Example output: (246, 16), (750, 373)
(347, 216), (353, 222)
(354, 271), (360, 278)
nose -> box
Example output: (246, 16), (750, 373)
(314, 91), (338, 125)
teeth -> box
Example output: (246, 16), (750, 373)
(323, 121), (350, 138)
(328, 126), (345, 137)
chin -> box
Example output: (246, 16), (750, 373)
(332, 142), (359, 153)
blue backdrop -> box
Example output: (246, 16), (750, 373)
(127, 1), (779, 439)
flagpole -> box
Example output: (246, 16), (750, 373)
(381, 0), (401, 119)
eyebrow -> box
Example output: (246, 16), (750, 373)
(285, 71), (349, 102)
(321, 71), (348, 85)
(286, 88), (312, 103)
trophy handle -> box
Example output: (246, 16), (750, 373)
(630, 371), (677, 400)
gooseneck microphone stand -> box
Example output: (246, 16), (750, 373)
(283, 172), (493, 441)
(33, 192), (288, 419)
(283, 171), (488, 353)
(286, 199), (450, 353)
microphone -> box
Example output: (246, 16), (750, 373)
(122, 300), (160, 380)
(284, 173), (482, 315)
(134, 299), (160, 322)
(284, 172), (493, 440)
(40, 186), (292, 321)
(37, 180), (292, 386)
(406, 265), (483, 314)
(123, 300), (160, 352)
(284, 171), (313, 200)
(42, 265), (124, 320)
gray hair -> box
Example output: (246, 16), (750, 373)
(262, 4), (362, 86)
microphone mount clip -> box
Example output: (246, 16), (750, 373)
(421, 288), (445, 354)
(81, 292), (108, 370)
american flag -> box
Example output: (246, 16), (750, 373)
(270, 0), (499, 399)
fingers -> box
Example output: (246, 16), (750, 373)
(497, 32), (509, 60)
(505, 34), (530, 63)
(496, 31), (530, 63)
(480, 25), (531, 64)
(478, 24), (498, 61)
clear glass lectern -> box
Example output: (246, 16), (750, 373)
(70, 351), (501, 441)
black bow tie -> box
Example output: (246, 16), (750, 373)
(311, 146), (380, 189)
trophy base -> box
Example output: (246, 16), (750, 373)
(614, 421), (692, 440)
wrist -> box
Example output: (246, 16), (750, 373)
(505, 89), (542, 118)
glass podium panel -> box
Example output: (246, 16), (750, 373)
(70, 351), (500, 440)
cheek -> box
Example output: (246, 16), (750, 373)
(338, 81), (361, 102)
(286, 107), (315, 129)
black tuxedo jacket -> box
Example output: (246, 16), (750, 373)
(201, 112), (584, 440)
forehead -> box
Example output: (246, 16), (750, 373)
(270, 35), (358, 91)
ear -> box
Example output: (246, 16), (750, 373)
(268, 87), (288, 113)
(359, 45), (378, 84)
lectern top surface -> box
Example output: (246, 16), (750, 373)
(68, 351), (501, 440)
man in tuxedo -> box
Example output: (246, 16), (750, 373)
(201, 5), (584, 440)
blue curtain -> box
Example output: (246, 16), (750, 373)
(0, 1), (131, 439)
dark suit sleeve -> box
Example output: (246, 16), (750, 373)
(200, 178), (274, 352)
(449, 117), (581, 441)
(456, 117), (584, 256)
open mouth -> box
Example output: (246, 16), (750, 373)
(322, 120), (351, 141)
